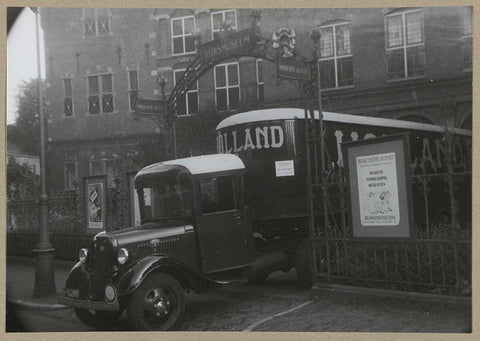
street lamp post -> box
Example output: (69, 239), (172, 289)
(32, 7), (56, 297)
(158, 76), (177, 159)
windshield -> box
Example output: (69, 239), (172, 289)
(139, 179), (193, 221)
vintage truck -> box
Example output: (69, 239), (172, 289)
(59, 154), (255, 330)
(58, 108), (471, 330)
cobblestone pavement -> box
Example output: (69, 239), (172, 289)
(7, 270), (471, 333)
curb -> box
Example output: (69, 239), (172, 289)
(7, 297), (70, 311)
(312, 283), (471, 306)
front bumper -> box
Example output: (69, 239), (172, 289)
(57, 296), (120, 311)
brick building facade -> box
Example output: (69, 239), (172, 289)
(41, 7), (472, 193)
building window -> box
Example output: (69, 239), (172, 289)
(214, 62), (240, 111)
(211, 9), (237, 40)
(174, 69), (198, 115)
(462, 7), (473, 71)
(256, 59), (264, 103)
(64, 162), (77, 190)
(90, 159), (116, 188)
(128, 69), (139, 111)
(87, 73), (114, 114)
(171, 16), (196, 55)
(385, 9), (425, 81)
(319, 22), (353, 89)
(63, 78), (74, 117)
(83, 8), (111, 37)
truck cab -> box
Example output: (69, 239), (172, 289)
(59, 154), (255, 331)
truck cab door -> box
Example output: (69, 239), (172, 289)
(197, 173), (255, 274)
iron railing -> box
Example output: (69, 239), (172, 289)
(308, 128), (471, 296)
(7, 188), (132, 234)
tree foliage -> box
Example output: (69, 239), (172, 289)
(6, 158), (40, 199)
(8, 79), (45, 156)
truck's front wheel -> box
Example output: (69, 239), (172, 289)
(127, 273), (185, 331)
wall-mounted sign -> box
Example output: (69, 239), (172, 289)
(342, 133), (415, 240)
(277, 58), (311, 81)
(198, 28), (256, 64)
(83, 175), (107, 233)
(275, 160), (295, 177)
(135, 98), (167, 115)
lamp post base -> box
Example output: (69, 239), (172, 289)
(33, 246), (56, 297)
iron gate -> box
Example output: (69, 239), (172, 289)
(306, 116), (471, 296)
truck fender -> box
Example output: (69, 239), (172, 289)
(64, 261), (92, 296)
(116, 255), (225, 296)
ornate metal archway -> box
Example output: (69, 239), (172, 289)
(164, 9), (319, 126)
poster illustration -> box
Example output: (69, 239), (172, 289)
(344, 134), (414, 239)
(84, 175), (107, 232)
(88, 183), (103, 229)
(356, 152), (400, 226)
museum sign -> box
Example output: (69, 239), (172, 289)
(198, 28), (256, 64)
(135, 98), (167, 115)
(277, 58), (312, 81)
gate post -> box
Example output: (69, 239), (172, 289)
(304, 107), (316, 287)
(444, 124), (460, 292)
(444, 124), (458, 227)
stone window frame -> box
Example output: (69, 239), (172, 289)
(173, 68), (199, 116)
(89, 159), (116, 188)
(256, 59), (264, 103)
(64, 161), (78, 190)
(211, 9), (237, 40)
(127, 67), (139, 111)
(318, 20), (354, 90)
(462, 7), (473, 72)
(214, 61), (241, 111)
(82, 8), (112, 38)
(171, 15), (196, 56)
(62, 76), (74, 117)
(86, 72), (115, 115)
(384, 8), (426, 82)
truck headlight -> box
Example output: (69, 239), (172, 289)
(79, 248), (88, 263)
(117, 248), (129, 265)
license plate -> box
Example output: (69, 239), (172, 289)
(64, 288), (79, 298)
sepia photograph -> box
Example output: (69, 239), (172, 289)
(3, 2), (475, 336)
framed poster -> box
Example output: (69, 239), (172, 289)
(83, 175), (107, 233)
(127, 171), (141, 226)
(342, 133), (416, 240)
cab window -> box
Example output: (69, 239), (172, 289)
(139, 180), (193, 221)
(199, 175), (236, 214)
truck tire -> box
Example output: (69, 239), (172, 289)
(295, 239), (313, 288)
(74, 308), (123, 330)
(127, 273), (185, 331)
